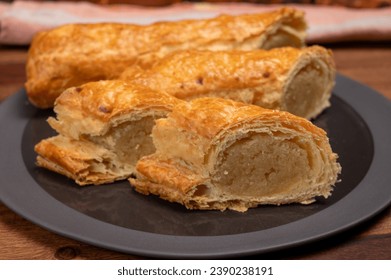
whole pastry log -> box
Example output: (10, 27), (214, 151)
(130, 97), (341, 212)
(34, 80), (184, 185)
(25, 7), (306, 108)
(121, 46), (335, 119)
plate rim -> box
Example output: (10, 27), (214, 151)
(1, 73), (391, 259)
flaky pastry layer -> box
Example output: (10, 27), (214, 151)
(130, 98), (341, 212)
(25, 8), (306, 108)
(35, 80), (183, 185)
(121, 46), (335, 119)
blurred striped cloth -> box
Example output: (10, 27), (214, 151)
(1, 0), (390, 45)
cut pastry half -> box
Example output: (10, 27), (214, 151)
(35, 80), (183, 185)
(121, 46), (335, 119)
(25, 7), (306, 108)
(130, 98), (341, 212)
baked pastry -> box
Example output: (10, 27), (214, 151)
(35, 80), (183, 185)
(121, 46), (335, 119)
(130, 98), (341, 212)
(25, 7), (307, 108)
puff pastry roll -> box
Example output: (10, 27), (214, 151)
(26, 7), (306, 108)
(121, 46), (334, 119)
(35, 80), (183, 185)
(130, 98), (341, 212)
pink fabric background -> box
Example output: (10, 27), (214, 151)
(1, 0), (391, 45)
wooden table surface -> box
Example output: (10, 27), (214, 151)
(0, 43), (390, 260)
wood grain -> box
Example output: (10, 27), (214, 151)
(0, 47), (27, 103)
(0, 43), (390, 260)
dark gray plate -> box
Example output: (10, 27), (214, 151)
(1, 74), (390, 258)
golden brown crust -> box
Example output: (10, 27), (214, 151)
(130, 97), (341, 212)
(35, 80), (184, 185)
(35, 136), (122, 185)
(134, 156), (204, 195)
(25, 8), (306, 108)
(49, 80), (182, 139)
(164, 97), (325, 140)
(121, 46), (335, 119)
